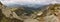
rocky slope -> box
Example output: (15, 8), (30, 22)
(0, 2), (60, 22)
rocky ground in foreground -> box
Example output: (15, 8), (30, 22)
(0, 2), (60, 22)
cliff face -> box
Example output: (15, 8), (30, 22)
(0, 2), (60, 22)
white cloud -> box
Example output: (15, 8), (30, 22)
(0, 0), (60, 5)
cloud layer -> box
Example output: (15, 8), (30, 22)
(0, 0), (60, 6)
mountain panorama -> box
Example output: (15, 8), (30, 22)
(0, 1), (60, 22)
(1, 0), (60, 8)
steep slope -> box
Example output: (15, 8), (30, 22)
(0, 1), (60, 22)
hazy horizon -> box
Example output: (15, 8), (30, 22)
(0, 0), (60, 8)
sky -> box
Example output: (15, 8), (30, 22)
(0, 0), (60, 7)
